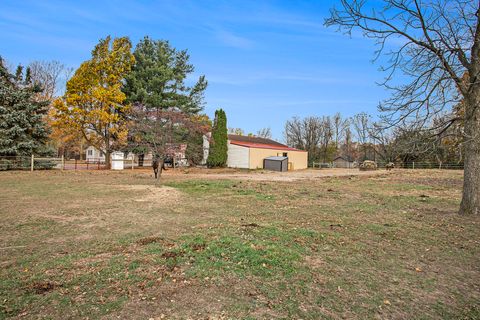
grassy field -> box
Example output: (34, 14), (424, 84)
(0, 169), (479, 319)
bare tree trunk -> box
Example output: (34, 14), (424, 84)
(460, 99), (480, 215)
(104, 134), (111, 169)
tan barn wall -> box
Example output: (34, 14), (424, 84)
(248, 148), (308, 170)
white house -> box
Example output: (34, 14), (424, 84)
(85, 144), (188, 169)
(85, 146), (105, 163)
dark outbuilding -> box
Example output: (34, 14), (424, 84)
(263, 156), (288, 172)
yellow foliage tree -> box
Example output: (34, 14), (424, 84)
(47, 107), (86, 158)
(51, 36), (135, 167)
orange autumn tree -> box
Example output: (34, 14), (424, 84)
(47, 109), (85, 158)
(51, 36), (135, 167)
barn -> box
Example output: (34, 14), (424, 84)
(203, 134), (308, 170)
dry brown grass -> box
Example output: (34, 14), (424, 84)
(0, 169), (479, 319)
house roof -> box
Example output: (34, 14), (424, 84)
(227, 134), (306, 152)
(333, 155), (355, 162)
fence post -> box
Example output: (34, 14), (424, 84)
(61, 155), (65, 171)
(132, 158), (134, 170)
(30, 154), (34, 172)
(75, 159), (77, 170)
(413, 162), (415, 170)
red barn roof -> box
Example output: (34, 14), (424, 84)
(227, 134), (305, 152)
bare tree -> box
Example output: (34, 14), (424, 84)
(27, 60), (66, 100)
(256, 127), (272, 139)
(369, 123), (399, 163)
(285, 116), (322, 164)
(326, 0), (479, 214)
(332, 112), (349, 155)
(285, 117), (305, 150)
(352, 112), (372, 161)
(343, 126), (354, 160)
(392, 127), (438, 165)
(228, 127), (245, 135)
(318, 116), (334, 162)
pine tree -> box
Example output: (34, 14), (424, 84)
(207, 109), (228, 167)
(24, 66), (31, 85)
(14, 65), (23, 83)
(123, 36), (207, 114)
(0, 58), (51, 157)
(122, 36), (209, 173)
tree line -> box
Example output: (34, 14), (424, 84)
(284, 110), (464, 167)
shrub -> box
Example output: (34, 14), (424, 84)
(359, 160), (377, 171)
(206, 109), (228, 167)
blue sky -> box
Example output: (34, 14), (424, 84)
(1, 0), (389, 141)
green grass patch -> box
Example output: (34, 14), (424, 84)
(170, 226), (320, 278)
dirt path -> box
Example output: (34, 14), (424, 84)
(161, 168), (389, 182)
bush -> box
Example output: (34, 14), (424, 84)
(359, 160), (377, 171)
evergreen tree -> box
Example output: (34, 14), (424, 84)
(122, 36), (209, 173)
(14, 65), (23, 83)
(207, 109), (228, 167)
(24, 66), (31, 85)
(123, 36), (207, 114)
(0, 58), (51, 156)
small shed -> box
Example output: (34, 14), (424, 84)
(264, 156), (288, 172)
(111, 152), (125, 170)
(333, 156), (355, 168)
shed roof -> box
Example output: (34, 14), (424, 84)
(265, 156), (288, 161)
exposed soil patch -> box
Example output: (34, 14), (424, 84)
(73, 252), (114, 267)
(163, 167), (388, 182)
(304, 255), (324, 269)
(28, 281), (60, 294)
(111, 184), (182, 204)
(161, 251), (183, 259)
(241, 223), (260, 228)
(136, 236), (173, 246)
